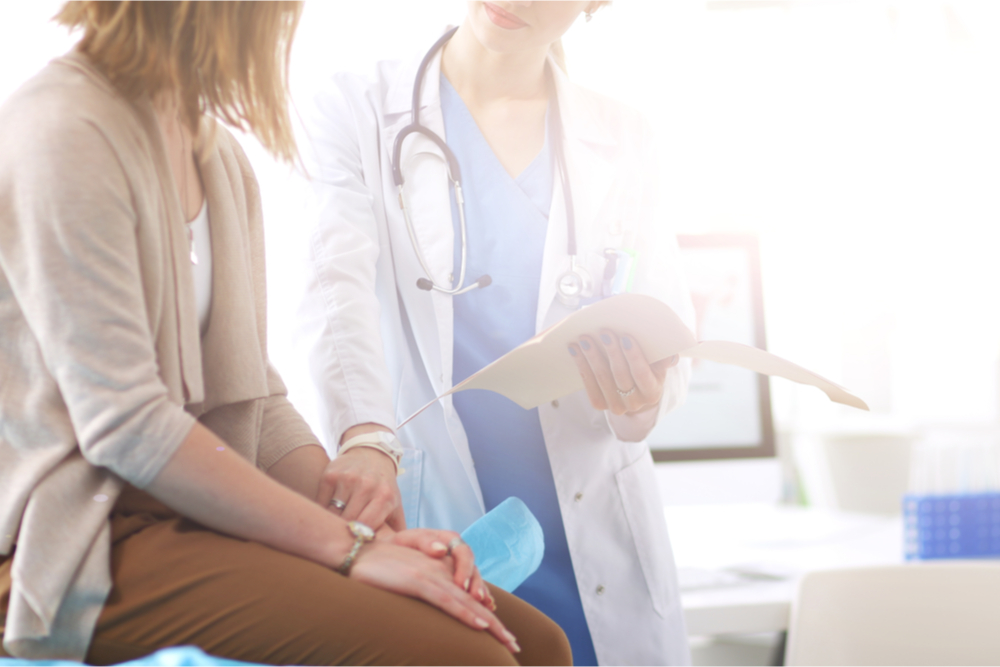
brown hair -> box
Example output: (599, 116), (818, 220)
(56, 1), (302, 163)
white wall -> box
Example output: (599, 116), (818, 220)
(560, 1), (1000, 435)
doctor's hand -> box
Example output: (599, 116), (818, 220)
(317, 442), (406, 532)
(568, 330), (679, 416)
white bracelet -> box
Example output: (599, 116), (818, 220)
(339, 432), (403, 476)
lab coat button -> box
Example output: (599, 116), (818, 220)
(596, 585), (605, 595)
(551, 399), (559, 408)
(448, 272), (454, 283)
(574, 492), (583, 502)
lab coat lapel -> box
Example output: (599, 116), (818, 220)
(536, 60), (619, 331)
(381, 50), (455, 395)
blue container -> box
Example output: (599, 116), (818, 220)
(461, 497), (544, 592)
(903, 492), (1000, 560)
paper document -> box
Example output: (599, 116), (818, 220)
(398, 293), (867, 428)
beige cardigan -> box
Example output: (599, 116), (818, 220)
(0, 53), (318, 660)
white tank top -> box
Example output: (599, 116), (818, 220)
(187, 200), (212, 335)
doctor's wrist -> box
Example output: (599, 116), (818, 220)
(339, 430), (403, 475)
(338, 444), (398, 475)
(340, 422), (394, 445)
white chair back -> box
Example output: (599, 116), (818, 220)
(785, 562), (1000, 665)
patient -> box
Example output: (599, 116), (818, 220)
(0, 2), (570, 665)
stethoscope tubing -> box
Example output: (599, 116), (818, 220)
(391, 27), (581, 298)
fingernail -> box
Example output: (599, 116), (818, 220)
(621, 335), (632, 350)
(568, 345), (577, 356)
(475, 618), (490, 628)
(464, 578), (471, 591)
(510, 642), (521, 653)
(600, 333), (612, 345)
(431, 541), (447, 552)
(504, 630), (517, 643)
(581, 339), (591, 351)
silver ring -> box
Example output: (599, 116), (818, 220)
(616, 385), (637, 398)
(329, 498), (346, 511)
(445, 536), (464, 556)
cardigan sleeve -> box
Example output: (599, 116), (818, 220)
(0, 112), (195, 488)
(257, 363), (322, 471)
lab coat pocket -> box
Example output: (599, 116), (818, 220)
(615, 451), (679, 618)
(398, 448), (424, 527)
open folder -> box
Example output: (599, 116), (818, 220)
(398, 293), (867, 428)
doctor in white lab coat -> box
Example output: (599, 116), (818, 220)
(297, 3), (695, 664)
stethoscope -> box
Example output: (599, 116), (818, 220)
(391, 27), (593, 304)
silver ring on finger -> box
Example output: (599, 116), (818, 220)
(445, 536), (464, 557)
(616, 385), (637, 398)
(329, 498), (347, 511)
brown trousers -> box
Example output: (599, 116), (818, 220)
(1, 490), (571, 666)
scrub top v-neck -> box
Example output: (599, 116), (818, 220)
(441, 75), (598, 666)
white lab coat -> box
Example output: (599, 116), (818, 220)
(296, 45), (696, 666)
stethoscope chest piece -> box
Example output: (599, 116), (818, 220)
(556, 258), (592, 307)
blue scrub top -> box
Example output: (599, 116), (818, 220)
(441, 76), (598, 666)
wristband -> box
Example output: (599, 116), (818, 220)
(339, 431), (404, 476)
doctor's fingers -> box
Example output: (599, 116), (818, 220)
(649, 354), (679, 388)
(319, 454), (399, 529)
(618, 335), (675, 405)
(352, 482), (402, 530)
(598, 330), (653, 413)
(385, 503), (408, 532)
(330, 474), (397, 529)
(568, 342), (608, 411)
(576, 335), (630, 415)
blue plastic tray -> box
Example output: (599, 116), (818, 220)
(904, 492), (1000, 560)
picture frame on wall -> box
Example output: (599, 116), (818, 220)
(648, 234), (775, 462)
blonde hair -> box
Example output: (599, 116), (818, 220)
(56, 1), (302, 164)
